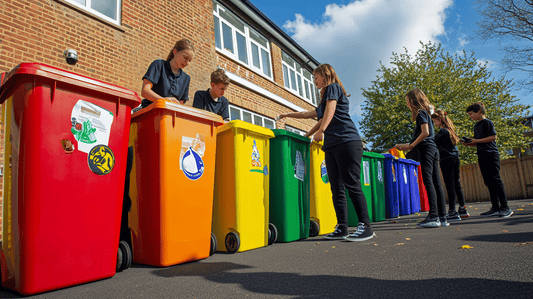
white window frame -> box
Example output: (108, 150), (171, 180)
(281, 51), (317, 105)
(63, 0), (121, 25)
(213, 2), (273, 79)
(285, 125), (306, 136)
(229, 104), (275, 129)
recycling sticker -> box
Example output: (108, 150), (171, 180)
(71, 100), (113, 154)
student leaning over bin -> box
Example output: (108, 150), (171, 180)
(277, 64), (375, 242)
(193, 69), (230, 122)
(133, 39), (195, 113)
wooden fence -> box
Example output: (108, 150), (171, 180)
(445, 155), (533, 202)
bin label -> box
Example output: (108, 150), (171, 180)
(88, 145), (115, 175)
(377, 161), (383, 183)
(403, 167), (408, 184)
(321, 160), (329, 184)
(250, 140), (264, 174)
(392, 165), (396, 182)
(71, 100), (114, 154)
(294, 150), (305, 181)
(180, 134), (205, 180)
(363, 160), (370, 186)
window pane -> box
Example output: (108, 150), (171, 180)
(305, 81), (311, 100)
(282, 65), (290, 88)
(243, 111), (252, 123)
(219, 8), (245, 32)
(261, 49), (271, 77)
(251, 43), (260, 68)
(303, 69), (312, 80)
(289, 69), (296, 90)
(230, 107), (241, 120)
(264, 119), (274, 129)
(236, 32), (248, 63)
(214, 16), (221, 49)
(222, 22), (234, 53)
(253, 115), (262, 126)
(91, 0), (117, 20)
(297, 74), (303, 96)
(282, 52), (295, 67)
(249, 29), (267, 48)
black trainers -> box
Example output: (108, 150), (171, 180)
(322, 227), (348, 240)
(418, 215), (441, 228)
(446, 210), (461, 222)
(458, 206), (470, 218)
(439, 217), (450, 227)
(344, 223), (375, 241)
(499, 207), (513, 218)
(480, 208), (500, 217)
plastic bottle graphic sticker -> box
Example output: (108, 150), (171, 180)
(321, 160), (329, 184)
(377, 161), (383, 183)
(180, 134), (205, 180)
(403, 166), (408, 184)
(363, 160), (370, 186)
(294, 150), (305, 181)
(71, 100), (113, 154)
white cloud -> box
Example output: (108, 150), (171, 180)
(477, 59), (497, 69)
(283, 0), (453, 128)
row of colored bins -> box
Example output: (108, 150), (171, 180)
(382, 154), (421, 218)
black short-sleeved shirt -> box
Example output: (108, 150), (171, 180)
(192, 89), (230, 120)
(315, 83), (360, 151)
(410, 110), (435, 147)
(142, 59), (190, 103)
(474, 118), (498, 155)
(434, 128), (459, 161)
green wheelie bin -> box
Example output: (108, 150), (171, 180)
(347, 152), (374, 226)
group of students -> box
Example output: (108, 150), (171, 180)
(136, 39), (512, 243)
(132, 38), (231, 121)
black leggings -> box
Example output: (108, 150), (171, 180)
(325, 140), (370, 232)
(440, 156), (466, 210)
(418, 144), (446, 218)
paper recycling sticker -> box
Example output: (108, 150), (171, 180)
(321, 160), (329, 184)
(88, 145), (115, 175)
(363, 160), (370, 186)
(71, 100), (113, 154)
(294, 150), (305, 181)
(180, 134), (205, 180)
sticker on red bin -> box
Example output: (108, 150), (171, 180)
(71, 100), (113, 154)
(88, 145), (115, 175)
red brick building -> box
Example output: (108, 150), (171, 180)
(0, 0), (321, 237)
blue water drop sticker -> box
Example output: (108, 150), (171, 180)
(182, 147), (205, 180)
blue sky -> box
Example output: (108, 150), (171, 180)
(251, 0), (533, 128)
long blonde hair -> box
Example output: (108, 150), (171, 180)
(166, 39), (195, 61)
(431, 109), (460, 145)
(405, 89), (433, 121)
(313, 64), (349, 104)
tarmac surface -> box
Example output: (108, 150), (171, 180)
(1, 199), (532, 298)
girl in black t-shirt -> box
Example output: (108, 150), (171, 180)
(462, 102), (512, 218)
(277, 64), (375, 242)
(431, 109), (469, 221)
(396, 89), (447, 228)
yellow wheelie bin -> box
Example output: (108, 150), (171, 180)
(212, 120), (275, 253)
(309, 141), (337, 237)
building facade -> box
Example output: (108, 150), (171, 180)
(0, 0), (321, 237)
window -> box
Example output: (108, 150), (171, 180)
(281, 51), (317, 105)
(213, 2), (273, 78)
(229, 105), (275, 129)
(285, 125), (306, 136)
(64, 0), (121, 25)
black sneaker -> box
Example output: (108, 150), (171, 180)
(480, 208), (500, 217)
(499, 207), (513, 218)
(458, 206), (470, 218)
(446, 210), (461, 222)
(419, 215), (441, 228)
(439, 217), (450, 227)
(344, 223), (375, 241)
(322, 227), (348, 240)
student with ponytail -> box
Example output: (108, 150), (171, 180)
(431, 110), (469, 221)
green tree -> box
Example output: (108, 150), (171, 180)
(361, 42), (530, 165)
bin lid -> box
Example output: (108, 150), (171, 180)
(217, 120), (275, 137)
(271, 129), (311, 143)
(398, 158), (420, 165)
(131, 99), (224, 126)
(0, 63), (141, 108)
(363, 151), (385, 159)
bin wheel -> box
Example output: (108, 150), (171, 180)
(116, 246), (123, 272)
(117, 240), (132, 272)
(268, 223), (278, 245)
(309, 220), (320, 237)
(210, 232), (217, 256)
(225, 232), (240, 253)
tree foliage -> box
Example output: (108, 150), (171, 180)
(476, 0), (533, 90)
(361, 42), (530, 165)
